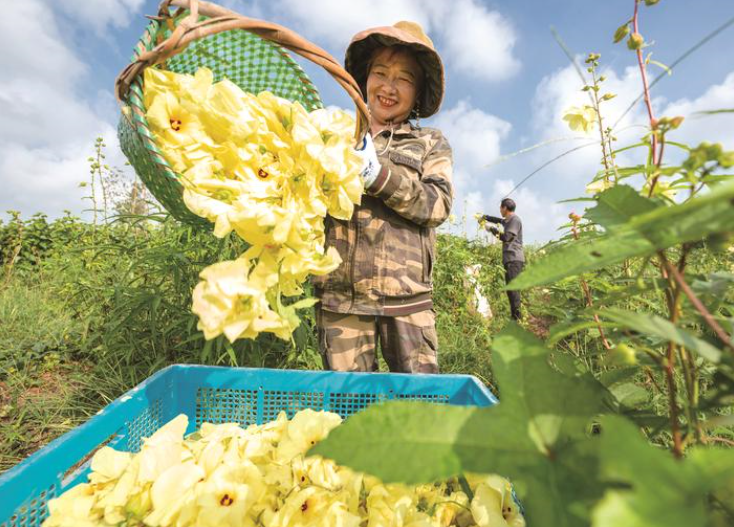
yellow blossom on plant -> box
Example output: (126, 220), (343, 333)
(563, 104), (597, 133)
(585, 178), (613, 195)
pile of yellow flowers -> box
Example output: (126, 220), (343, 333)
(143, 67), (364, 341)
(43, 410), (524, 527)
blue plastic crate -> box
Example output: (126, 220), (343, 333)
(0, 365), (497, 526)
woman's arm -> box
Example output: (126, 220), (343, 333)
(366, 130), (453, 228)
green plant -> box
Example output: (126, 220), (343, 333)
(313, 2), (734, 526)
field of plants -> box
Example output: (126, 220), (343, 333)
(0, 208), (516, 470)
(2, 0), (734, 526)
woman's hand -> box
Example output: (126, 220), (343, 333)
(355, 134), (382, 189)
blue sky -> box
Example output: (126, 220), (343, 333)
(2, 0), (733, 242)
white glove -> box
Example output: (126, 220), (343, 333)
(355, 134), (382, 189)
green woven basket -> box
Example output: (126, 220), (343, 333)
(116, 0), (369, 224)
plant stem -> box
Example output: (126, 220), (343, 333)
(571, 222), (612, 350)
(632, 0), (659, 167)
(658, 250), (684, 457)
(660, 256), (734, 353)
(663, 339), (684, 458)
(590, 69), (612, 173)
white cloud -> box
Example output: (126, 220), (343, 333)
(272, 0), (430, 52)
(0, 127), (124, 217)
(426, 100), (511, 239)
(662, 71), (734, 151)
(0, 1), (86, 87)
(0, 0), (130, 220)
(431, 100), (511, 182)
(48, 0), (145, 35)
(272, 0), (520, 83)
(429, 0), (520, 82)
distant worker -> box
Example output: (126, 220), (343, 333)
(480, 198), (524, 321)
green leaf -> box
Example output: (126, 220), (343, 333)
(508, 181), (734, 289)
(598, 308), (722, 363)
(311, 400), (475, 484)
(584, 185), (660, 230)
(548, 318), (611, 345)
(313, 325), (611, 527)
(694, 108), (734, 115)
(608, 382), (649, 409)
(592, 416), (734, 527)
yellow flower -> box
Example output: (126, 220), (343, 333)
(88, 447), (132, 484)
(366, 483), (417, 527)
(267, 486), (360, 527)
(43, 410), (528, 527)
(188, 465), (260, 527)
(43, 484), (101, 527)
(585, 177), (613, 195)
(643, 179), (678, 200)
(276, 409), (342, 462)
(192, 258), (283, 342)
(147, 92), (211, 147)
(138, 414), (191, 483)
(144, 461), (204, 527)
(470, 476), (525, 527)
(563, 104), (597, 133)
(144, 68), (366, 341)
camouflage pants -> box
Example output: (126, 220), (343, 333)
(315, 308), (439, 374)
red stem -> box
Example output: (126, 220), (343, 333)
(633, 0), (659, 166)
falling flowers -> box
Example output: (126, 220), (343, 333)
(143, 67), (364, 341)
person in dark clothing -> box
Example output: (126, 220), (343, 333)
(481, 198), (525, 320)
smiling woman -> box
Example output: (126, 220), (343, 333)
(312, 21), (455, 375)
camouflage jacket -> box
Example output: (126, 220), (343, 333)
(313, 121), (454, 316)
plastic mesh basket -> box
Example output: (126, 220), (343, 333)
(116, 0), (369, 224)
(118, 13), (322, 224)
(0, 365), (496, 526)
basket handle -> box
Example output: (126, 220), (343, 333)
(115, 0), (370, 143)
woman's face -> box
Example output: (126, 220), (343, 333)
(365, 47), (422, 128)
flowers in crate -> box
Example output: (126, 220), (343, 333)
(143, 67), (364, 342)
(43, 410), (525, 527)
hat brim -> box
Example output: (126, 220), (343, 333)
(345, 28), (444, 119)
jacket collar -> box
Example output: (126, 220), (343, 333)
(375, 120), (419, 138)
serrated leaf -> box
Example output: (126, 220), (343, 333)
(599, 308), (722, 363)
(314, 325), (611, 527)
(508, 181), (734, 289)
(592, 416), (734, 527)
(584, 185), (660, 229)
